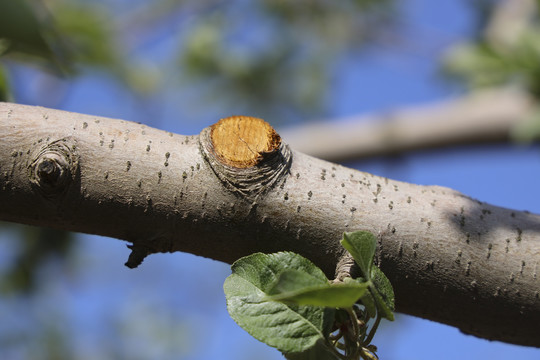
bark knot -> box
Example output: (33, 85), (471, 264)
(29, 138), (78, 198)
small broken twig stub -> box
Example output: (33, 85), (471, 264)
(199, 116), (292, 197)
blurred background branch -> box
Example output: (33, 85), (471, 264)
(280, 88), (536, 162)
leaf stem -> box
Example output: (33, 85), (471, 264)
(329, 330), (343, 342)
(364, 314), (381, 346)
(346, 307), (360, 343)
(326, 340), (349, 360)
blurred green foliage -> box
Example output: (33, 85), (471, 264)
(178, 0), (393, 119)
(444, 29), (540, 96)
(444, 0), (540, 141)
(0, 224), (72, 294)
(0, 0), (395, 118)
(0, 0), (69, 70)
(0, 64), (11, 101)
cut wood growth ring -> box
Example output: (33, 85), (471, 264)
(200, 116), (292, 196)
(210, 116), (282, 168)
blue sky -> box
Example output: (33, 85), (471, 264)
(2, 0), (540, 359)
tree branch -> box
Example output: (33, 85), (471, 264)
(0, 102), (539, 347)
(279, 89), (535, 162)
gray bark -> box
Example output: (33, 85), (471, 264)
(0, 102), (539, 347)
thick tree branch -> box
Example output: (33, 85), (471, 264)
(0, 102), (539, 347)
(279, 89), (535, 162)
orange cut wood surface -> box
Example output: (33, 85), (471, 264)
(210, 116), (281, 168)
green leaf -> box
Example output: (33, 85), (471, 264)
(230, 252), (329, 292)
(283, 342), (341, 360)
(224, 252), (334, 353)
(267, 268), (328, 295)
(340, 231), (377, 280)
(266, 269), (369, 308)
(370, 266), (395, 321)
(360, 289), (377, 318)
